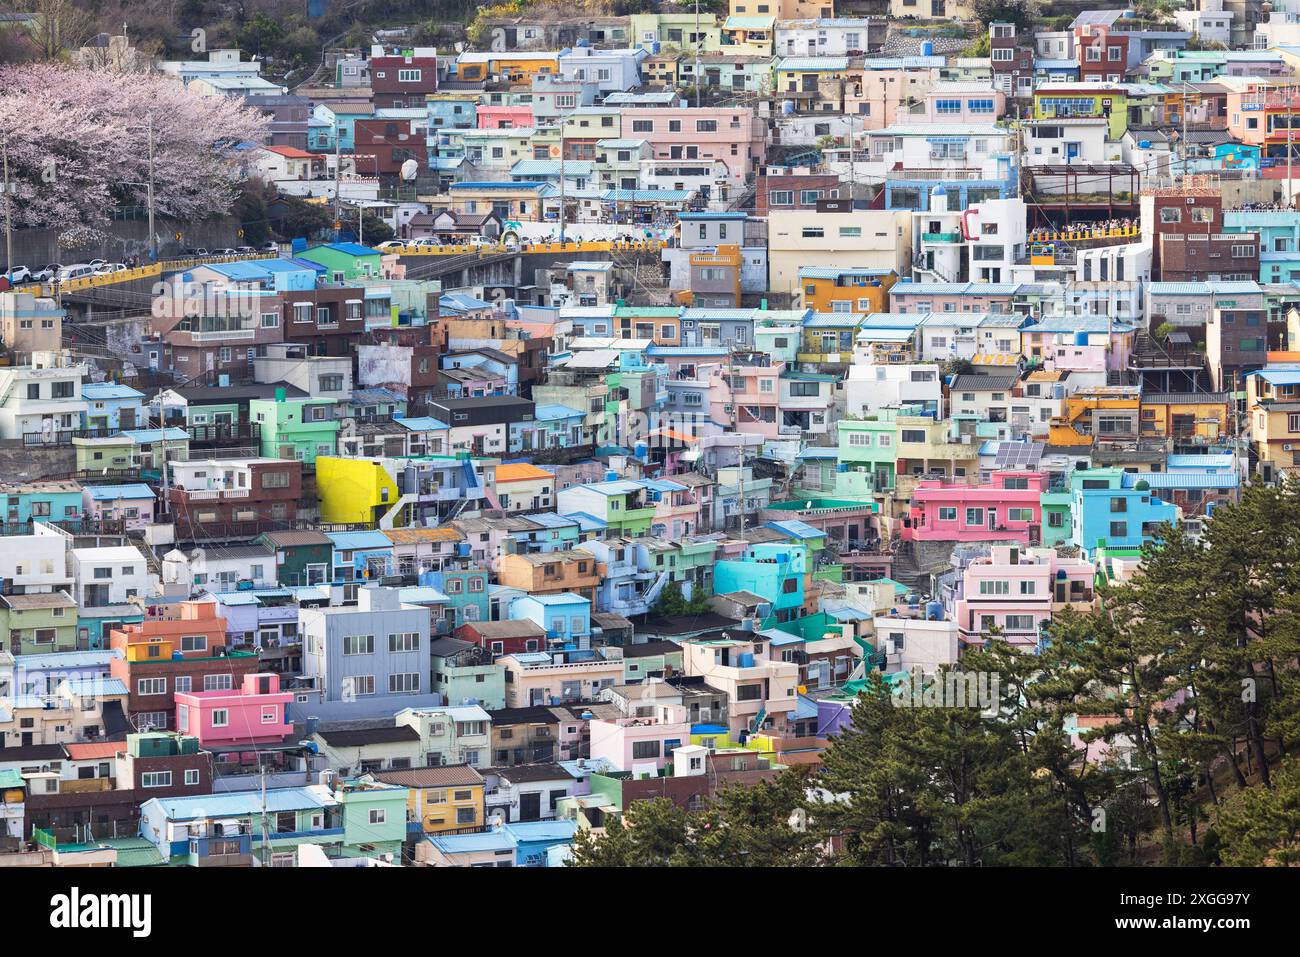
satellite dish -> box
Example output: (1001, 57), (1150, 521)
(400, 159), (419, 181)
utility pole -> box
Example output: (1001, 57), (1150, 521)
(146, 114), (157, 262)
(358, 203), (363, 246)
(1289, 83), (1296, 208)
(259, 762), (270, 867)
(694, 0), (701, 110)
(1182, 80), (1190, 186)
(559, 123), (567, 244)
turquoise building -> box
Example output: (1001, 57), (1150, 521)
(1069, 468), (1179, 556)
(712, 541), (808, 623)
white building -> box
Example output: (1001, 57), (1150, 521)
(844, 363), (943, 418)
(774, 18), (878, 57)
(0, 355), (89, 441)
(871, 616), (960, 674)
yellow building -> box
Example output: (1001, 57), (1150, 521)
(731, 0), (833, 17)
(446, 182), (547, 221)
(1247, 365), (1300, 470)
(721, 15), (776, 55)
(1048, 385), (1141, 447)
(798, 267), (898, 314)
(455, 52), (559, 83)
(642, 52), (681, 87)
(373, 766), (486, 835)
(1139, 391), (1232, 441)
(315, 456), (398, 525)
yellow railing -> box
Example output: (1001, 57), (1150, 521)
(394, 239), (666, 256)
(14, 253), (279, 297)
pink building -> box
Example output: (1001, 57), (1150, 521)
(920, 83), (1007, 123)
(619, 107), (766, 186)
(904, 471), (1049, 543)
(82, 483), (156, 532)
(844, 65), (944, 130)
(174, 673), (293, 748)
(707, 359), (784, 439)
(890, 286), (1019, 314)
(952, 544), (1096, 649)
(589, 704), (692, 773)
(477, 104), (535, 130)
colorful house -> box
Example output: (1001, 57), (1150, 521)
(251, 393), (340, 464)
(1068, 467), (1179, 556)
(174, 672), (293, 747)
(905, 471), (1049, 544)
(374, 764), (486, 835)
(295, 242), (384, 282)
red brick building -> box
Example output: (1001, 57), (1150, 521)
(369, 47), (439, 109)
(163, 458), (303, 543)
(455, 619), (546, 658)
(755, 168), (841, 217)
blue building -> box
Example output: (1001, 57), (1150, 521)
(508, 592), (592, 649)
(81, 383), (145, 432)
(325, 530), (394, 582)
(0, 480), (84, 524)
(421, 566), (490, 628)
(1223, 207), (1300, 284)
(1069, 468), (1179, 555)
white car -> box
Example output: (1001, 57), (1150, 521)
(375, 240), (408, 251)
(87, 259), (107, 269)
(94, 263), (127, 276)
(57, 264), (95, 281)
(3, 266), (31, 283)
(469, 235), (498, 248)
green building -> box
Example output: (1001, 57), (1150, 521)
(295, 242), (384, 282)
(251, 393), (340, 463)
(836, 413), (899, 495)
(0, 591), (78, 655)
(257, 530), (334, 586)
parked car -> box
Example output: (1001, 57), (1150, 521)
(94, 263), (127, 276)
(235, 246), (255, 254)
(32, 264), (62, 282)
(469, 235), (497, 248)
(213, 247), (237, 256)
(182, 247), (209, 257)
(3, 265), (32, 283)
(259, 242), (280, 252)
(375, 240), (408, 251)
(57, 264), (96, 281)
(86, 259), (107, 270)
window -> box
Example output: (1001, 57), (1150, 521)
(398, 69), (422, 82)
(696, 119), (717, 132)
(389, 632), (420, 652)
(138, 678), (166, 696)
(1008, 508), (1034, 522)
(938, 506), (957, 521)
(142, 771), (172, 788)
(1109, 521), (1128, 538)
(369, 809), (387, 825)
(211, 709), (229, 727)
(389, 672), (421, 693)
(965, 507), (985, 526)
(348, 675), (376, 696)
(180, 635), (207, 653)
(204, 674), (232, 691)
(1005, 615), (1035, 632)
(261, 471), (289, 489)
(801, 227), (824, 238)
(979, 580), (1010, 595)
(768, 190), (793, 206)
(632, 740), (662, 759)
(185, 769), (200, 786)
(344, 634), (375, 655)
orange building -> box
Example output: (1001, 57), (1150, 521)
(497, 550), (603, 604)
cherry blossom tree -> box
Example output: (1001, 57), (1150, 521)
(0, 64), (269, 247)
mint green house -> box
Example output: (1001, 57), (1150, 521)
(1040, 488), (1072, 548)
(836, 413), (898, 496)
(296, 242), (383, 282)
(336, 780), (410, 858)
(251, 394), (340, 463)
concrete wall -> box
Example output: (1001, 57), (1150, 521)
(8, 216), (245, 268)
(0, 442), (76, 481)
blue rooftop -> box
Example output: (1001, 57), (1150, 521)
(81, 383), (145, 400)
(84, 483), (155, 501)
(325, 530), (393, 550)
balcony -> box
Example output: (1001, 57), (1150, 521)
(921, 232), (963, 243)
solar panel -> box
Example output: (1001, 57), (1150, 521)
(992, 441), (1044, 471)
